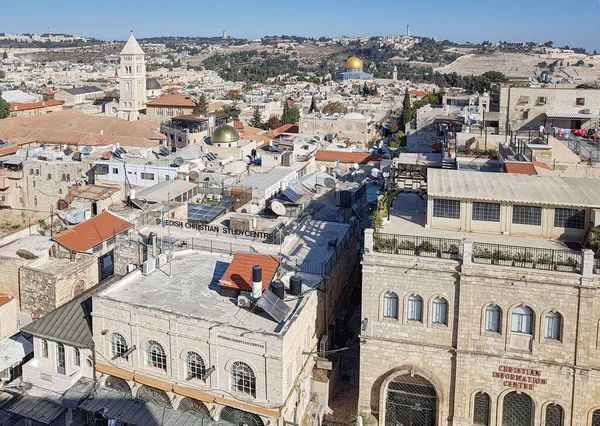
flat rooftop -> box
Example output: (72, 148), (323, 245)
(100, 252), (304, 334)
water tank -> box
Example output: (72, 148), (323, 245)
(289, 275), (302, 296)
(252, 265), (263, 299)
(271, 280), (285, 300)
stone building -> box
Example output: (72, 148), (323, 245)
(300, 112), (372, 145)
(145, 94), (196, 123)
(118, 33), (147, 121)
(91, 217), (360, 426)
(359, 168), (600, 426)
(498, 85), (600, 133)
(9, 100), (64, 118)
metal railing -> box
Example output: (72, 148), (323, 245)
(373, 233), (462, 260)
(594, 252), (600, 275)
(472, 242), (582, 273)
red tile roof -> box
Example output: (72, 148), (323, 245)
(533, 160), (552, 170)
(275, 124), (299, 134)
(0, 146), (20, 156)
(409, 90), (429, 97)
(0, 294), (13, 307)
(233, 121), (244, 130)
(315, 150), (383, 164)
(504, 162), (537, 175)
(146, 94), (195, 108)
(53, 211), (133, 252)
(219, 253), (280, 292)
(9, 100), (63, 112)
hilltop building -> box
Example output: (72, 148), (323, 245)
(336, 57), (374, 82)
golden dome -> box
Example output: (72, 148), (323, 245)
(212, 124), (240, 144)
(346, 56), (364, 69)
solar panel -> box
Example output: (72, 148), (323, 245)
(159, 147), (170, 156)
(187, 203), (226, 223)
(280, 188), (302, 203)
(256, 289), (291, 323)
(206, 152), (217, 161)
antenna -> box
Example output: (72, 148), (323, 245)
(271, 201), (286, 216)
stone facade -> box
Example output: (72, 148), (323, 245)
(359, 236), (600, 426)
(0, 296), (18, 338)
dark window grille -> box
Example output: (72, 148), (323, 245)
(473, 202), (501, 222)
(136, 385), (172, 408)
(473, 392), (490, 426)
(185, 351), (206, 380)
(111, 333), (128, 358)
(512, 205), (542, 226)
(433, 199), (460, 219)
(545, 404), (563, 426)
(146, 340), (167, 371)
(502, 392), (533, 426)
(231, 361), (256, 397)
(592, 410), (600, 426)
(386, 374), (437, 426)
(554, 208), (585, 229)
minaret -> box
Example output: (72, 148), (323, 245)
(393, 66), (398, 81)
(118, 32), (146, 121)
(406, 25), (411, 37)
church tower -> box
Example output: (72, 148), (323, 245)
(406, 25), (411, 37)
(118, 32), (146, 121)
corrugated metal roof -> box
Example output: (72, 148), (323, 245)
(21, 297), (93, 348)
(428, 169), (600, 207)
(545, 112), (600, 119)
(52, 211), (133, 252)
(4, 395), (65, 424)
(236, 167), (297, 191)
(0, 334), (33, 371)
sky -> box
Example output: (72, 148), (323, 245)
(2, 0), (599, 51)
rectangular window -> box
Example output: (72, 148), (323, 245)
(576, 98), (585, 106)
(56, 344), (66, 375)
(407, 297), (423, 321)
(165, 175), (170, 181)
(112, 168), (119, 174)
(96, 165), (109, 175)
(512, 205), (542, 226)
(522, 110), (529, 120)
(432, 300), (447, 324)
(141, 173), (155, 180)
(32, 181), (36, 188)
(544, 314), (561, 339)
(554, 208), (585, 229)
(433, 199), (461, 219)
(41, 340), (48, 358)
(537, 96), (547, 105)
(517, 96), (529, 105)
(472, 202), (500, 222)
(61, 174), (66, 181)
(35, 169), (39, 176)
(47, 173), (52, 180)
(73, 348), (81, 366)
(485, 307), (501, 332)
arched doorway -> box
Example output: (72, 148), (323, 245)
(219, 406), (264, 426)
(385, 374), (437, 426)
(73, 280), (85, 296)
(105, 376), (131, 396)
(136, 385), (172, 409)
(178, 397), (211, 418)
(502, 392), (533, 426)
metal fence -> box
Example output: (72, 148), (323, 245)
(373, 233), (462, 261)
(472, 242), (582, 273)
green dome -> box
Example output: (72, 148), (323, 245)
(212, 124), (240, 144)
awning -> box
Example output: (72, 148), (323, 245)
(0, 335), (33, 372)
(545, 112), (600, 119)
(78, 389), (226, 426)
(1, 158), (23, 166)
(5, 395), (65, 425)
(62, 378), (95, 410)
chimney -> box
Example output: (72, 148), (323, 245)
(252, 265), (263, 299)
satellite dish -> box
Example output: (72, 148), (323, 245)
(243, 156), (252, 164)
(323, 178), (336, 188)
(16, 249), (38, 260)
(271, 201), (286, 216)
(101, 151), (112, 160)
(353, 163), (360, 170)
(320, 166), (327, 172)
(250, 204), (259, 215)
(189, 171), (199, 181)
(371, 168), (380, 178)
(173, 157), (184, 166)
(66, 209), (85, 225)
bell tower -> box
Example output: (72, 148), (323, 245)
(118, 32), (146, 121)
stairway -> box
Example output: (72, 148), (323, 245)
(442, 158), (457, 170)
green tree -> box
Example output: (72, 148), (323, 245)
(288, 106), (300, 124)
(0, 93), (9, 119)
(220, 103), (241, 121)
(1, 51), (7, 60)
(308, 96), (317, 113)
(193, 94), (208, 114)
(401, 89), (412, 129)
(267, 116), (281, 130)
(249, 107), (264, 129)
(388, 131), (406, 149)
(322, 101), (344, 115)
(281, 102), (300, 125)
(0, 70), (5, 80)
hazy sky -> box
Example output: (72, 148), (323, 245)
(3, 0), (599, 51)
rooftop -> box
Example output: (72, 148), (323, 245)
(219, 252), (280, 292)
(60, 86), (103, 96)
(315, 150), (382, 164)
(136, 180), (197, 204)
(9, 100), (63, 112)
(146, 94), (195, 108)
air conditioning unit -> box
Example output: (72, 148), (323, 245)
(583, 109), (591, 114)
(142, 258), (156, 275)
(156, 253), (168, 268)
(237, 295), (252, 308)
(319, 335), (330, 355)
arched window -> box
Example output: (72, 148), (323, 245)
(502, 392), (533, 426)
(146, 340), (167, 371)
(407, 295), (423, 321)
(593, 409), (600, 426)
(220, 407), (264, 426)
(178, 397), (210, 417)
(105, 376), (131, 395)
(231, 361), (256, 397)
(544, 312), (561, 340)
(383, 292), (399, 318)
(545, 403), (563, 426)
(511, 306), (533, 334)
(432, 297), (448, 324)
(73, 280), (85, 296)
(136, 384), (172, 408)
(56, 343), (65, 375)
(485, 305), (501, 333)
(185, 351), (205, 380)
(473, 392), (490, 426)
(111, 333), (128, 358)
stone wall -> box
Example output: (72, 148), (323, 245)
(0, 297), (18, 338)
(359, 241), (600, 426)
(113, 238), (147, 276)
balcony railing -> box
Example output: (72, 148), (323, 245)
(472, 242), (582, 273)
(373, 233), (462, 260)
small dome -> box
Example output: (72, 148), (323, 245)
(346, 56), (364, 69)
(211, 124), (240, 144)
(146, 78), (161, 90)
